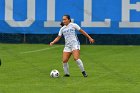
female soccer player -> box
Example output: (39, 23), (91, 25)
(50, 15), (95, 77)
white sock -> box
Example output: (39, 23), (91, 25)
(76, 59), (85, 72)
(63, 63), (69, 75)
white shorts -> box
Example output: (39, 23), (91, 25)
(63, 45), (80, 52)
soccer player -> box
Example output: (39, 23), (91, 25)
(50, 15), (95, 77)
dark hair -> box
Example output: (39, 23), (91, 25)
(60, 22), (64, 27)
(63, 15), (71, 22)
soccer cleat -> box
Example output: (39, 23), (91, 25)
(0, 59), (1, 66)
(82, 71), (88, 77)
(63, 74), (70, 77)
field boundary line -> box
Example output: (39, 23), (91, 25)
(20, 46), (62, 54)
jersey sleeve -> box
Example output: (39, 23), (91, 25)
(73, 23), (81, 31)
(58, 28), (63, 36)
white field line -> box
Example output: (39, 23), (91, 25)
(20, 46), (62, 54)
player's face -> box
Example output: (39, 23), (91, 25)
(63, 16), (70, 25)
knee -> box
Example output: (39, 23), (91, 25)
(63, 59), (69, 63)
(73, 57), (79, 61)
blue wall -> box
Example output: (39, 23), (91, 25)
(0, 0), (140, 34)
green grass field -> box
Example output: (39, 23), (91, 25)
(0, 44), (140, 93)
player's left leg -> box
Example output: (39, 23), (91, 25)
(72, 49), (88, 77)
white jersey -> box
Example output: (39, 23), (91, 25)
(58, 23), (81, 47)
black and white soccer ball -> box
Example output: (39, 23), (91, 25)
(50, 69), (59, 78)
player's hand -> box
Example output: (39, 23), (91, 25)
(89, 38), (95, 44)
(50, 42), (54, 46)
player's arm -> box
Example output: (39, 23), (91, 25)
(79, 29), (95, 44)
(50, 36), (62, 46)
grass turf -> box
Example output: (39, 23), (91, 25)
(0, 44), (140, 93)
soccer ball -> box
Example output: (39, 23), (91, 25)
(50, 69), (59, 78)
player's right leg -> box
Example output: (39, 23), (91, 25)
(62, 47), (72, 77)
